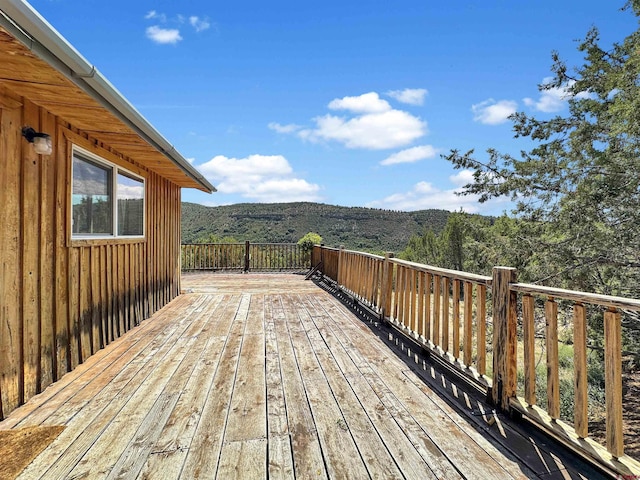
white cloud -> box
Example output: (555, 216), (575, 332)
(144, 12), (210, 42)
(197, 154), (322, 202)
(268, 122), (301, 134)
(146, 26), (182, 44)
(189, 16), (210, 32)
(472, 99), (517, 125)
(367, 171), (505, 213)
(367, 181), (479, 212)
(300, 109), (426, 150)
(523, 81), (567, 113)
(523, 77), (593, 113)
(380, 145), (438, 166)
(145, 10), (166, 22)
(328, 92), (391, 114)
(449, 169), (475, 187)
(387, 88), (428, 106)
(274, 91), (428, 150)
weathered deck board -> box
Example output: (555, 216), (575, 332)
(271, 295), (327, 479)
(281, 293), (371, 479)
(299, 295), (437, 480)
(315, 294), (523, 479)
(0, 274), (607, 479)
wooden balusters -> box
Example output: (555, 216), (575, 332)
(522, 294), (536, 406)
(433, 275), (441, 347)
(453, 279), (461, 359)
(573, 303), (588, 438)
(403, 267), (411, 329)
(545, 298), (560, 419)
(424, 273), (432, 343)
(463, 281), (473, 366)
(604, 308), (624, 457)
(477, 284), (487, 376)
(417, 271), (425, 339)
(442, 277), (450, 352)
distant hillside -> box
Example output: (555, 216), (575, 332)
(181, 202), (452, 253)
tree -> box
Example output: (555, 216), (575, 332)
(444, 2), (640, 297)
(400, 228), (439, 265)
(298, 232), (323, 263)
(439, 212), (466, 271)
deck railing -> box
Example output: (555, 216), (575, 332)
(506, 281), (640, 474)
(181, 242), (309, 272)
(312, 245), (640, 477)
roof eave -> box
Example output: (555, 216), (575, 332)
(0, 0), (215, 193)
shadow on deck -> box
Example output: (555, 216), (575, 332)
(0, 273), (607, 479)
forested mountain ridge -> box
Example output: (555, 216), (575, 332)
(181, 202), (454, 252)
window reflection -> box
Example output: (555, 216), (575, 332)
(117, 172), (144, 236)
(72, 156), (113, 235)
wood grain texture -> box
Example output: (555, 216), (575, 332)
(476, 284), (487, 376)
(573, 303), (588, 438)
(0, 99), (23, 416)
(23, 99), (41, 400)
(463, 281), (473, 366)
(491, 267), (517, 409)
(0, 88), (185, 420)
(453, 279), (460, 359)
(522, 295), (536, 406)
(604, 309), (624, 457)
(1, 274), (629, 479)
(545, 299), (560, 419)
(433, 275), (441, 347)
(442, 277), (450, 351)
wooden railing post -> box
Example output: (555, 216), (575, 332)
(244, 240), (250, 273)
(491, 266), (518, 410)
(604, 308), (624, 458)
(379, 252), (394, 321)
(337, 246), (345, 287)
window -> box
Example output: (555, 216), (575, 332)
(72, 148), (145, 238)
(117, 172), (144, 236)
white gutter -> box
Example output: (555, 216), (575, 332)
(0, 0), (215, 193)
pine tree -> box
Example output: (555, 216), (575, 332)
(445, 2), (640, 297)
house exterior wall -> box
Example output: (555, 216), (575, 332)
(0, 88), (182, 419)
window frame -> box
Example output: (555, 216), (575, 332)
(71, 145), (146, 241)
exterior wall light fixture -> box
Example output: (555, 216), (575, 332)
(22, 126), (53, 155)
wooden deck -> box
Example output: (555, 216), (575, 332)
(0, 274), (605, 479)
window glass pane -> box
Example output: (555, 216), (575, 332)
(72, 156), (113, 235)
(117, 172), (144, 236)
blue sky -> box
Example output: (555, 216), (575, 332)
(29, 0), (638, 215)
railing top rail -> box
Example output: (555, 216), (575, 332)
(341, 249), (385, 261)
(316, 245), (385, 261)
(249, 243), (303, 246)
(511, 282), (640, 311)
(391, 258), (492, 285)
(182, 242), (302, 247)
(182, 243), (246, 246)
(316, 245), (341, 252)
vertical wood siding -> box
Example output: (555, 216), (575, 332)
(0, 91), (183, 419)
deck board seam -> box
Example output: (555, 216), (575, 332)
(0, 294), (197, 430)
(273, 294), (329, 479)
(294, 292), (407, 479)
(51, 295), (223, 478)
(18, 295), (215, 479)
(307, 293), (448, 479)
